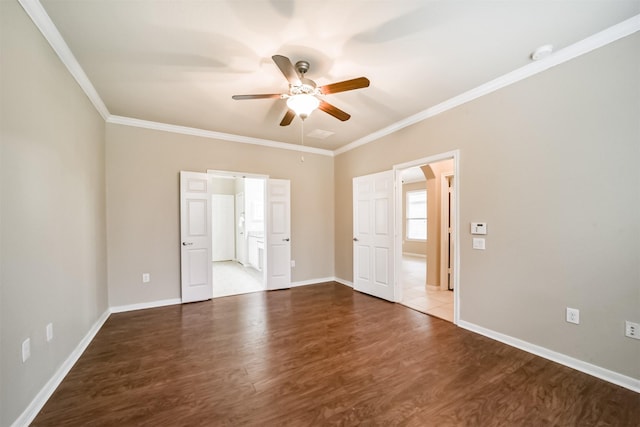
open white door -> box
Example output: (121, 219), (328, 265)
(180, 171), (213, 303)
(353, 170), (395, 301)
(266, 179), (291, 290)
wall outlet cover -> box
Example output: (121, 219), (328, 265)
(566, 307), (580, 324)
(625, 321), (639, 339)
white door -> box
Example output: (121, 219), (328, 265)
(235, 192), (246, 265)
(211, 194), (235, 261)
(353, 170), (395, 301)
(266, 179), (291, 290)
(180, 171), (213, 303)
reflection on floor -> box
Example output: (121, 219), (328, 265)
(400, 254), (454, 322)
(212, 261), (264, 298)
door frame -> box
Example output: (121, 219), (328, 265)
(440, 172), (455, 291)
(393, 150), (460, 324)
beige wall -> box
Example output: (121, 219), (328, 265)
(335, 33), (640, 379)
(211, 177), (236, 195)
(106, 124), (335, 307)
(0, 2), (108, 425)
(402, 181), (427, 256)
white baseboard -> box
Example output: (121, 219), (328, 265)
(333, 277), (353, 288)
(402, 252), (427, 258)
(109, 298), (181, 313)
(290, 277), (336, 287)
(11, 309), (111, 427)
(457, 320), (640, 393)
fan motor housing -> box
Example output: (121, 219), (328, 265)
(291, 77), (317, 95)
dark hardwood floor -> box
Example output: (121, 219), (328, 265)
(32, 282), (639, 426)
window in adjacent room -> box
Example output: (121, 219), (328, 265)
(406, 190), (427, 240)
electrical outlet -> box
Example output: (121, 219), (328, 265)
(625, 321), (640, 339)
(46, 323), (54, 342)
(566, 307), (580, 324)
(290, 260), (295, 268)
(22, 338), (31, 363)
(142, 273), (150, 283)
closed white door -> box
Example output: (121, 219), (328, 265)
(180, 171), (213, 303)
(235, 192), (246, 265)
(353, 170), (395, 301)
(266, 179), (291, 290)
(211, 194), (235, 261)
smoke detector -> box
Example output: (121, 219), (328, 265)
(531, 44), (554, 61)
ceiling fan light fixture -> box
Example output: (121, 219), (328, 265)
(287, 94), (319, 120)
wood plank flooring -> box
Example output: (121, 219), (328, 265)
(32, 283), (639, 426)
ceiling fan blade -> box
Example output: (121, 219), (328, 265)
(319, 77), (370, 95)
(232, 94), (282, 100)
(280, 109), (296, 126)
(272, 55), (301, 86)
(318, 100), (350, 121)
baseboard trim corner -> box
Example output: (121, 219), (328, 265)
(457, 320), (640, 393)
(333, 277), (353, 288)
(109, 298), (182, 314)
(10, 308), (111, 427)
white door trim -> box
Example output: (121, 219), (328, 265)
(393, 150), (460, 324)
(206, 169), (269, 179)
(440, 172), (455, 291)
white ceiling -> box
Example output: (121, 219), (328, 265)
(37, 0), (640, 152)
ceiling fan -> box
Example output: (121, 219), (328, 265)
(232, 55), (370, 126)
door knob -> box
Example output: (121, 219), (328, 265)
(353, 238), (359, 241)
(283, 238), (290, 242)
(182, 242), (193, 246)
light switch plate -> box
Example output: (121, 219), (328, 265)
(472, 238), (486, 250)
(22, 338), (31, 363)
(46, 323), (54, 342)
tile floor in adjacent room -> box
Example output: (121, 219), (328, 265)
(400, 254), (454, 322)
(212, 261), (265, 298)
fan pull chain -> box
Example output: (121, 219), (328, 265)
(300, 119), (305, 163)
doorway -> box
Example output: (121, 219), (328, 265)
(394, 152), (458, 323)
(210, 173), (267, 298)
(180, 171), (291, 303)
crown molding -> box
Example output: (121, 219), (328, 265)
(334, 13), (640, 156)
(20, 0), (639, 157)
(18, 0), (110, 120)
(107, 116), (335, 157)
